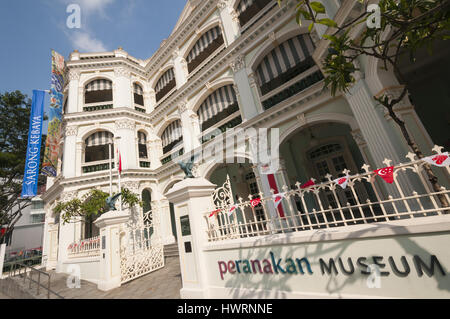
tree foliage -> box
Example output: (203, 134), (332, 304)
(279, 0), (450, 206)
(0, 91), (47, 242)
(54, 188), (142, 224)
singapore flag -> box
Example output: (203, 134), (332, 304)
(423, 152), (450, 167)
(334, 175), (350, 189)
(273, 193), (285, 209)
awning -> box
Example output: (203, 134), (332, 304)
(134, 83), (143, 95)
(85, 131), (114, 147)
(138, 131), (147, 144)
(255, 34), (315, 86)
(161, 120), (182, 148)
(186, 26), (222, 64)
(236, 0), (254, 14)
(85, 79), (112, 92)
(197, 85), (237, 126)
(155, 68), (175, 94)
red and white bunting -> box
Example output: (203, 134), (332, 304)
(273, 193), (285, 208)
(423, 152), (450, 167)
(334, 175), (350, 189)
(228, 204), (238, 216)
(374, 166), (395, 184)
(300, 179), (315, 189)
(209, 209), (221, 218)
(250, 197), (261, 208)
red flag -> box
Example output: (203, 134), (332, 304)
(250, 198), (261, 208)
(334, 176), (349, 189)
(423, 152), (450, 167)
(300, 179), (315, 189)
(209, 209), (221, 218)
(118, 152), (122, 174)
(273, 193), (285, 208)
(374, 166), (395, 184)
(228, 204), (238, 216)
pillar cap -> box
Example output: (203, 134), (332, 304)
(94, 210), (130, 228)
(165, 177), (216, 204)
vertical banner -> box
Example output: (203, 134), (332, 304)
(21, 90), (45, 198)
(42, 50), (65, 177)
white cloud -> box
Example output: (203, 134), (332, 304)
(62, 0), (115, 15)
(70, 31), (107, 52)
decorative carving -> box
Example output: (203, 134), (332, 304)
(351, 130), (367, 146)
(297, 113), (306, 126)
(115, 67), (131, 78)
(172, 49), (180, 59)
(230, 9), (239, 22)
(230, 55), (245, 72)
(61, 191), (78, 201)
(217, 0), (229, 9)
(67, 70), (80, 81)
(268, 31), (277, 44)
(115, 119), (135, 130)
(178, 101), (188, 114)
(122, 181), (140, 191)
(65, 126), (78, 137)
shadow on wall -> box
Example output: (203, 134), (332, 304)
(222, 223), (450, 299)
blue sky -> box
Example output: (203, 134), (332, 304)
(0, 0), (187, 108)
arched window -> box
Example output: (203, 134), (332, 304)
(133, 83), (144, 107)
(84, 79), (113, 104)
(142, 189), (152, 214)
(155, 68), (176, 103)
(197, 85), (241, 132)
(186, 26), (224, 74)
(236, 0), (272, 27)
(254, 34), (323, 110)
(138, 131), (148, 159)
(84, 131), (114, 163)
(161, 120), (183, 154)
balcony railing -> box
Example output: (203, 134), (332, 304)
(82, 160), (114, 173)
(83, 103), (113, 112)
(204, 148), (450, 242)
(135, 106), (146, 113)
(68, 236), (101, 258)
(140, 161), (151, 168)
(261, 68), (324, 111)
(201, 113), (243, 144)
(161, 147), (184, 165)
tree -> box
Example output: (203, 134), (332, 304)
(53, 188), (142, 225)
(279, 0), (450, 206)
(0, 91), (47, 244)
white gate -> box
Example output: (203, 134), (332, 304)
(119, 207), (164, 284)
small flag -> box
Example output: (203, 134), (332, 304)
(117, 150), (122, 174)
(335, 176), (349, 189)
(209, 209), (221, 218)
(250, 198), (261, 208)
(300, 179), (315, 189)
(423, 152), (450, 167)
(374, 166), (395, 184)
(228, 204), (238, 216)
(273, 193), (285, 208)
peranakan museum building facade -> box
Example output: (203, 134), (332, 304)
(40, 0), (450, 298)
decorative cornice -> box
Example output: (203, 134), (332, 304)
(230, 55), (245, 73)
(67, 70), (80, 81)
(65, 126), (78, 137)
(178, 101), (188, 114)
(217, 0), (229, 10)
(115, 67), (131, 78)
(115, 119), (135, 130)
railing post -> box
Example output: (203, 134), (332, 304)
(48, 275), (51, 299)
(37, 272), (41, 295)
(94, 210), (130, 291)
(165, 177), (216, 299)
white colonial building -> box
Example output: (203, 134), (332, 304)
(40, 0), (450, 298)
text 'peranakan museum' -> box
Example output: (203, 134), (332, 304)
(40, 0), (450, 298)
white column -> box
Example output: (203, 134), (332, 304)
(172, 50), (188, 88)
(230, 55), (260, 121)
(165, 178), (216, 299)
(217, 0), (240, 46)
(179, 101), (201, 153)
(115, 120), (138, 170)
(94, 210), (130, 291)
(62, 126), (78, 178)
(345, 79), (404, 167)
(156, 199), (176, 245)
(67, 70), (80, 114)
(114, 67), (133, 109)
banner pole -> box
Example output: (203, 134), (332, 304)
(109, 143), (113, 196)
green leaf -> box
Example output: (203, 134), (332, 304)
(317, 18), (337, 28)
(308, 22), (315, 32)
(310, 1), (326, 14)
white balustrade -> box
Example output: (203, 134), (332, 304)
(67, 236), (101, 258)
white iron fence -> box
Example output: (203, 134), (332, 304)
(119, 207), (164, 284)
(67, 236), (101, 258)
(204, 148), (450, 242)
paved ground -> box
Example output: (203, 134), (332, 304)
(0, 292), (10, 299)
(46, 256), (182, 299)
